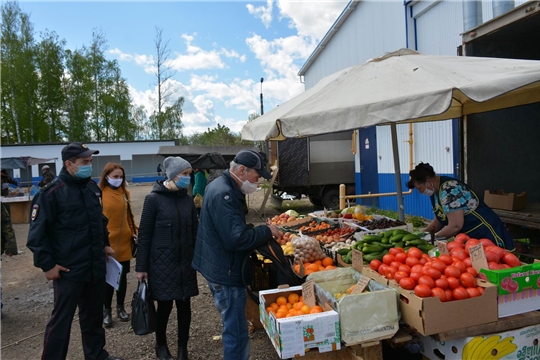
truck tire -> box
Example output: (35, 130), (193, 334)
(322, 189), (340, 210)
(309, 196), (323, 207)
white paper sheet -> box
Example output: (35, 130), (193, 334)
(105, 257), (122, 291)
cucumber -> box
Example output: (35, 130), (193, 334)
(418, 244), (435, 252)
(393, 229), (410, 235)
(337, 248), (351, 255)
(381, 237), (390, 244)
(363, 252), (384, 262)
(394, 241), (405, 249)
(362, 245), (384, 254)
(362, 234), (383, 243)
(372, 242), (393, 249)
(402, 234), (421, 242)
(389, 234), (406, 243)
(408, 239), (430, 246)
(353, 241), (364, 250)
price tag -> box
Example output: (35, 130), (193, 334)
(297, 261), (306, 277)
(437, 241), (450, 255)
(352, 249), (363, 272)
(302, 279), (316, 308)
(469, 243), (489, 272)
(323, 207), (328, 217)
(351, 276), (370, 294)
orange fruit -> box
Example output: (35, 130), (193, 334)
(276, 308), (288, 316)
(288, 293), (299, 304)
(304, 269), (314, 275)
(299, 296), (303, 303)
(319, 266), (325, 271)
(325, 265), (337, 270)
(310, 306), (323, 314)
(293, 264), (301, 274)
(285, 313), (295, 318)
(276, 296), (287, 306)
(300, 305), (311, 314)
(286, 303), (292, 309)
(307, 264), (320, 272)
(270, 303), (279, 311)
(266, 307), (276, 314)
(276, 312), (285, 319)
(313, 260), (322, 266)
(294, 301), (305, 310)
(322, 257), (334, 267)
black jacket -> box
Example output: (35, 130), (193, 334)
(192, 170), (271, 287)
(136, 181), (199, 301)
(26, 168), (110, 282)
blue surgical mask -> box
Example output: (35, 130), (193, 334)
(72, 163), (92, 179)
(175, 175), (191, 189)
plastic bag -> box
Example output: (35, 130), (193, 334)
(292, 232), (326, 263)
(193, 194), (203, 209)
(131, 280), (157, 335)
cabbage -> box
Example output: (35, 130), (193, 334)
(285, 210), (299, 217)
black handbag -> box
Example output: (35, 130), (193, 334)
(131, 280), (157, 335)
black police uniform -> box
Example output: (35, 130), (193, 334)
(27, 167), (112, 360)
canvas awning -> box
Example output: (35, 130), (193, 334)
(1, 157), (56, 170)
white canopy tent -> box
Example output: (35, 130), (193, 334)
(242, 49), (540, 219)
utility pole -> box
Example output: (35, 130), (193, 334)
(260, 77), (264, 115)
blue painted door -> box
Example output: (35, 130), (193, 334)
(359, 126), (379, 207)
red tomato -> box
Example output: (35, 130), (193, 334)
(450, 248), (467, 261)
(389, 248), (402, 256)
(464, 239), (480, 254)
(438, 254), (453, 266)
(477, 286), (485, 295)
(418, 276), (435, 289)
(463, 257), (472, 268)
(394, 271), (409, 283)
(431, 259), (447, 273)
(378, 264), (389, 275)
(447, 276), (460, 290)
(425, 267), (442, 280)
(382, 254), (395, 266)
(485, 251), (501, 263)
(488, 262), (501, 270)
(502, 253), (521, 268)
(447, 242), (464, 251)
(406, 257), (420, 267)
(390, 261), (402, 270)
(423, 261), (432, 268)
(500, 264), (511, 269)
(465, 267), (478, 277)
(460, 272), (477, 288)
(435, 278), (449, 289)
(453, 287), (470, 300)
(452, 261), (466, 274)
(398, 264), (411, 274)
(370, 260), (382, 271)
(414, 284), (432, 298)
(419, 257), (429, 265)
(411, 264), (424, 273)
(486, 246), (506, 259)
(422, 254), (432, 262)
(399, 277), (416, 290)
(407, 248), (422, 260)
(479, 238), (495, 248)
(444, 289), (453, 301)
(395, 252), (408, 264)
(454, 233), (469, 243)
(385, 267), (397, 279)
(444, 266), (461, 279)
(410, 272), (422, 282)
(431, 287), (447, 302)
(466, 287), (481, 298)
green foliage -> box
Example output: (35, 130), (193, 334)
(366, 207), (428, 229)
(186, 124), (253, 146)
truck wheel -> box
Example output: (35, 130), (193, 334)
(309, 196), (323, 207)
(322, 189), (340, 210)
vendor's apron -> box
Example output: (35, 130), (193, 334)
(430, 176), (513, 250)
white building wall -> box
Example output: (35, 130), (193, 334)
(303, 1), (405, 89)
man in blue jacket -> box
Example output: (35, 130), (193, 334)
(27, 142), (122, 360)
(192, 149), (280, 360)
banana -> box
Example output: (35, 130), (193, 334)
(492, 342), (517, 360)
(470, 335), (501, 360)
(462, 336), (484, 360)
(489, 336), (517, 360)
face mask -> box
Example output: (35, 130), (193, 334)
(175, 175), (191, 189)
(107, 177), (123, 188)
(231, 170), (258, 195)
(72, 163), (92, 179)
(423, 182), (434, 197)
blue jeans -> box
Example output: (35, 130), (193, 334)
(207, 281), (250, 360)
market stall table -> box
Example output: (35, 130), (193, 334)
(493, 203), (540, 231)
(1, 195), (34, 223)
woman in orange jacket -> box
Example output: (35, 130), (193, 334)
(99, 163), (138, 327)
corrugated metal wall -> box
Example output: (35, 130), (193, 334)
(303, 1), (405, 89)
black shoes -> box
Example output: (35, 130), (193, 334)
(103, 308), (113, 328)
(177, 343), (188, 360)
(155, 345), (174, 360)
(116, 305), (129, 322)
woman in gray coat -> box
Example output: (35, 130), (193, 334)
(136, 157), (198, 360)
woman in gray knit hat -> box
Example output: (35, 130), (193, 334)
(136, 157), (198, 360)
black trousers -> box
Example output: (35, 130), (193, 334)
(42, 277), (109, 360)
(156, 298), (191, 346)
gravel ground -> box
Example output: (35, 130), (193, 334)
(1, 183), (308, 360)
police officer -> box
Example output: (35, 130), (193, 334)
(27, 142), (123, 360)
(38, 165), (55, 188)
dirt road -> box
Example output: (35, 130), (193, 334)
(1, 183), (308, 360)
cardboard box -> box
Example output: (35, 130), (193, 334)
(497, 289), (540, 318)
(479, 261), (540, 295)
(307, 267), (399, 345)
(259, 286), (341, 358)
(484, 190), (527, 211)
(420, 323), (540, 360)
(365, 274), (498, 336)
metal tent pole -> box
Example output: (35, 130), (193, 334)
(390, 123), (405, 221)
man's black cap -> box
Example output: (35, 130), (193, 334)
(233, 149), (271, 179)
(61, 142), (99, 162)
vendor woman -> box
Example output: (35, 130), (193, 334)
(407, 162), (514, 250)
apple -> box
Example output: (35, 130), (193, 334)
(500, 276), (511, 290)
(506, 279), (519, 293)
